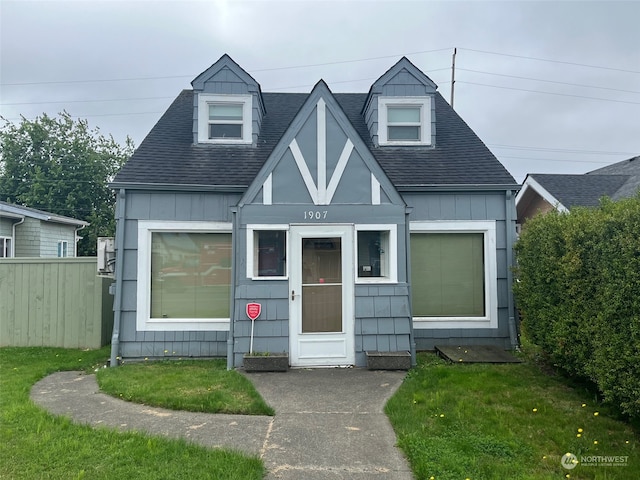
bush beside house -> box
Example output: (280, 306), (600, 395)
(514, 194), (640, 420)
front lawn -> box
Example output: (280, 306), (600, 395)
(386, 352), (639, 480)
(0, 347), (265, 480)
(97, 358), (274, 415)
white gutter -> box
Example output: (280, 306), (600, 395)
(74, 224), (87, 256)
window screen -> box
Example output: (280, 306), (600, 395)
(150, 232), (231, 319)
(411, 233), (485, 317)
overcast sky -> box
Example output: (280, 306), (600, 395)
(1, 0), (639, 182)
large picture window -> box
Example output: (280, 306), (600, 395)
(410, 221), (497, 328)
(137, 222), (232, 331)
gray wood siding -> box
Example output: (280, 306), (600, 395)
(116, 191), (241, 359)
(355, 284), (412, 366)
(364, 67), (437, 147)
(14, 218), (41, 257)
(38, 222), (77, 257)
(403, 191), (515, 350)
(192, 65), (264, 145)
(0, 218), (13, 237)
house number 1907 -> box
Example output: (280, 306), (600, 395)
(304, 210), (328, 220)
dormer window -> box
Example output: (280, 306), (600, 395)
(198, 94), (252, 144)
(378, 97), (431, 146)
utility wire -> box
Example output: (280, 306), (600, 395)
(459, 81), (640, 105)
(459, 48), (640, 74)
(458, 68), (640, 94)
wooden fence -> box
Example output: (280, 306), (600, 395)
(0, 258), (114, 349)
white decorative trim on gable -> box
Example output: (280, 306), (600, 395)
(516, 176), (569, 213)
(288, 99), (355, 206)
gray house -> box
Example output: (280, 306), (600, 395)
(0, 201), (88, 258)
(109, 55), (519, 368)
(516, 155), (640, 225)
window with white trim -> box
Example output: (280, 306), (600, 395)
(410, 221), (497, 329)
(247, 226), (288, 279)
(378, 97), (431, 145)
(355, 225), (397, 283)
(57, 241), (68, 257)
(137, 221), (232, 331)
(198, 94), (252, 144)
(0, 237), (12, 258)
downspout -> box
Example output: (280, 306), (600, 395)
(405, 207), (417, 366)
(74, 224), (86, 256)
(227, 207), (239, 370)
(11, 217), (25, 257)
(505, 190), (519, 349)
(110, 189), (126, 367)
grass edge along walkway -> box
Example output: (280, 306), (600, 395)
(0, 347), (265, 480)
(385, 352), (639, 480)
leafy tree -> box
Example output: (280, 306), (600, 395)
(0, 112), (134, 255)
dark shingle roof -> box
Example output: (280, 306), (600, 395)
(113, 90), (516, 188)
(529, 174), (631, 208)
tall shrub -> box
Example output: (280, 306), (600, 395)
(514, 195), (640, 419)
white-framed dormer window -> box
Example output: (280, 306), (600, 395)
(57, 240), (68, 258)
(355, 224), (397, 283)
(378, 97), (431, 146)
(0, 237), (12, 258)
(198, 94), (252, 144)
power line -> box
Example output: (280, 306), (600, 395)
(459, 81), (640, 105)
(459, 48), (640, 74)
(458, 68), (640, 94)
(0, 96), (175, 107)
(488, 144), (637, 156)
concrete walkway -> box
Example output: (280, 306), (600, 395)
(31, 368), (413, 479)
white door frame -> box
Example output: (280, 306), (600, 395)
(289, 224), (355, 367)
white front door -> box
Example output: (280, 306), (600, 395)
(289, 225), (354, 367)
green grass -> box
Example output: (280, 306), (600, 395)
(0, 347), (265, 480)
(386, 352), (639, 480)
(96, 358), (274, 415)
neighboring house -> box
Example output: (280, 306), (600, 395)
(0, 201), (88, 258)
(109, 54), (520, 368)
(516, 155), (640, 225)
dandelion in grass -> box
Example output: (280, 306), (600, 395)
(439, 413), (445, 418)
(577, 428), (583, 433)
(577, 434), (582, 438)
(581, 403), (586, 407)
(594, 440), (598, 445)
(532, 408), (538, 413)
(593, 411), (599, 416)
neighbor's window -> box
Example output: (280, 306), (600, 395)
(378, 97), (431, 145)
(356, 225), (397, 283)
(411, 233), (485, 317)
(0, 237), (11, 258)
(57, 240), (68, 258)
(197, 94), (252, 144)
(150, 232), (232, 319)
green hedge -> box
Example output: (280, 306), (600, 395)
(514, 195), (640, 419)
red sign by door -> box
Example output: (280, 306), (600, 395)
(246, 303), (262, 321)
